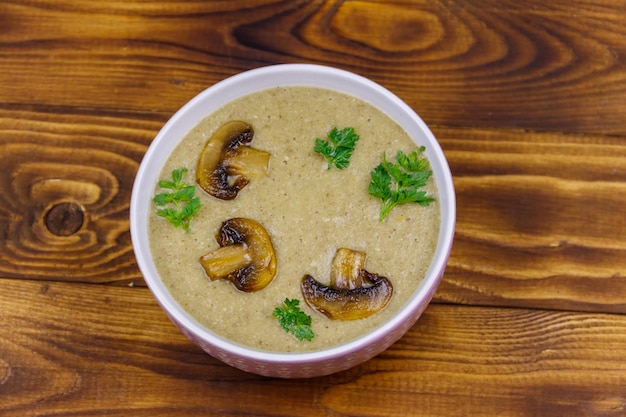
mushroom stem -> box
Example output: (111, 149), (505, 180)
(225, 147), (271, 178)
(330, 247), (366, 290)
(199, 244), (250, 280)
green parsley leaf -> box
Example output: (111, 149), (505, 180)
(368, 147), (435, 221)
(153, 167), (202, 232)
(314, 126), (360, 169)
(273, 298), (315, 342)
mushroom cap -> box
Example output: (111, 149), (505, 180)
(301, 272), (393, 320)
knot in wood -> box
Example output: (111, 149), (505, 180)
(45, 202), (84, 236)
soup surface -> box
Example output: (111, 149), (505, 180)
(149, 86), (440, 353)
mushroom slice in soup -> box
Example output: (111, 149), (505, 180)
(301, 248), (393, 320)
(196, 121), (270, 200)
(200, 217), (277, 292)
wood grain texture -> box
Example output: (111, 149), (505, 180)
(1, 108), (624, 313)
(1, 1), (626, 415)
(0, 0), (625, 134)
(434, 126), (626, 313)
(1, 278), (625, 417)
(0, 108), (158, 284)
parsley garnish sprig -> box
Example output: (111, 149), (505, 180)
(368, 147), (435, 221)
(153, 167), (202, 232)
(314, 126), (360, 169)
(273, 298), (314, 342)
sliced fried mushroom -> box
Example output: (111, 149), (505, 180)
(199, 217), (276, 292)
(196, 121), (271, 200)
(301, 248), (393, 320)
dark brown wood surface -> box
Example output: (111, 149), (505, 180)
(1, 1), (625, 416)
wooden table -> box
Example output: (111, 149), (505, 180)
(2, 1), (625, 415)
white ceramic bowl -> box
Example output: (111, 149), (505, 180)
(130, 64), (456, 378)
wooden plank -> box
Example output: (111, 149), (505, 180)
(1, 109), (625, 312)
(1, 0), (625, 134)
(1, 278), (625, 416)
(434, 127), (626, 313)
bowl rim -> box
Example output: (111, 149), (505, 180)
(130, 63), (456, 365)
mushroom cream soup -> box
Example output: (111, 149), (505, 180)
(149, 86), (440, 353)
